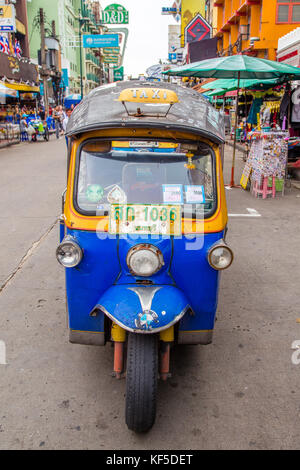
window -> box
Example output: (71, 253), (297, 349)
(277, 0), (300, 23)
(74, 140), (217, 220)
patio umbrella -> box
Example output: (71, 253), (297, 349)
(64, 93), (82, 108)
(164, 56), (300, 186)
(201, 77), (280, 92)
(164, 55), (300, 80)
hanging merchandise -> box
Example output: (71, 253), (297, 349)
(240, 130), (288, 198)
(291, 86), (300, 124)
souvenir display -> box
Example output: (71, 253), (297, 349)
(241, 130), (288, 198)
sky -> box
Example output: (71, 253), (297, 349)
(99, 0), (178, 77)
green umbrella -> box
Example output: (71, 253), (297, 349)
(205, 88), (226, 97)
(165, 55), (299, 186)
(164, 55), (300, 80)
(202, 77), (279, 91)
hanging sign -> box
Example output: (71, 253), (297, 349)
(114, 66), (124, 81)
(83, 34), (119, 48)
(102, 4), (129, 24)
(184, 13), (212, 45)
(0, 5), (16, 32)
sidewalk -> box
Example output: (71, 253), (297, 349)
(225, 137), (247, 154)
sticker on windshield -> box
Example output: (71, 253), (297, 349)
(185, 185), (206, 204)
(107, 185), (127, 204)
(86, 184), (104, 203)
(162, 184), (183, 204)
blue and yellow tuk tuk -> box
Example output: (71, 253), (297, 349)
(56, 82), (233, 432)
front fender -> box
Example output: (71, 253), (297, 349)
(92, 285), (190, 334)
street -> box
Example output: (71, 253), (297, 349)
(0, 135), (299, 450)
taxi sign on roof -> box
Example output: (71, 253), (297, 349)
(117, 88), (179, 104)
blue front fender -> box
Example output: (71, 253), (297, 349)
(92, 285), (190, 334)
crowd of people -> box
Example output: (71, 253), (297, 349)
(0, 100), (75, 147)
(19, 104), (74, 146)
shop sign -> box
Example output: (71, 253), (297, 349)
(114, 66), (124, 81)
(0, 52), (38, 83)
(103, 58), (119, 64)
(162, 1), (181, 22)
(0, 5), (16, 32)
(83, 34), (119, 48)
(102, 4), (129, 25)
(103, 47), (120, 55)
(181, 0), (205, 46)
(184, 13), (211, 44)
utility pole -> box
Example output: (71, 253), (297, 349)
(39, 8), (49, 116)
(52, 20), (61, 106)
(78, 7), (84, 98)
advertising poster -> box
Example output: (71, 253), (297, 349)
(180, 0), (205, 47)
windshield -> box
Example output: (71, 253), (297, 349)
(74, 140), (217, 220)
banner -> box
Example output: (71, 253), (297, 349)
(181, 0), (205, 47)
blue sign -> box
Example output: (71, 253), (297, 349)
(83, 34), (119, 48)
(168, 53), (177, 61)
(61, 68), (69, 88)
(0, 26), (14, 32)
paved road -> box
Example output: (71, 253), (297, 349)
(0, 137), (299, 450)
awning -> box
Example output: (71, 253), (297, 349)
(16, 19), (26, 35)
(1, 82), (40, 92)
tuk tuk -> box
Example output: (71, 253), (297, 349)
(56, 81), (233, 433)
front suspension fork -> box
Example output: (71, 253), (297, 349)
(111, 323), (174, 380)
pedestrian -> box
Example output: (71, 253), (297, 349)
(53, 105), (62, 139)
(39, 106), (45, 121)
(20, 114), (35, 141)
(62, 108), (72, 148)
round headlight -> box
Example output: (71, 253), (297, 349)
(207, 242), (233, 270)
(56, 237), (83, 268)
(126, 244), (164, 277)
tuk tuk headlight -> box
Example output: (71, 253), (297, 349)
(126, 244), (164, 277)
(207, 241), (233, 270)
(56, 237), (83, 268)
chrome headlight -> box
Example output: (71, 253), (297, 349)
(207, 240), (233, 270)
(56, 236), (83, 268)
(126, 244), (164, 277)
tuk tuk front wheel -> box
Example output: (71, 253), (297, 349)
(125, 333), (158, 433)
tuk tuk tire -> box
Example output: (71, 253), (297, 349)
(44, 128), (49, 141)
(125, 333), (158, 433)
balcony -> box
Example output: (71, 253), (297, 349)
(85, 53), (100, 67)
(86, 73), (100, 84)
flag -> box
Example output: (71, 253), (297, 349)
(4, 37), (10, 54)
(9, 37), (14, 56)
(0, 36), (5, 53)
(15, 39), (21, 59)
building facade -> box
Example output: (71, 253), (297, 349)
(213, 0), (300, 60)
(27, 0), (105, 95)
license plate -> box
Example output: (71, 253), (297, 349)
(109, 204), (181, 236)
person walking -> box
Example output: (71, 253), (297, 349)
(62, 108), (72, 148)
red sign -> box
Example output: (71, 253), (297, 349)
(185, 13), (212, 44)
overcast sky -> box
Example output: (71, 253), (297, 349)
(100, 0), (178, 77)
